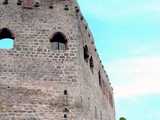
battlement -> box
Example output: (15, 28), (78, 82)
(74, 1), (113, 89)
(1, 0), (74, 8)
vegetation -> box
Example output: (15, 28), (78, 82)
(119, 117), (127, 120)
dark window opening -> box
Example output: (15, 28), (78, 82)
(64, 5), (69, 11)
(90, 56), (94, 72)
(50, 32), (67, 50)
(83, 45), (89, 62)
(64, 90), (68, 95)
(63, 108), (69, 113)
(3, 0), (8, 5)
(34, 1), (40, 7)
(0, 28), (14, 40)
(80, 15), (84, 21)
(98, 71), (102, 88)
(75, 7), (80, 13)
(64, 114), (67, 118)
(17, 0), (22, 5)
(49, 5), (53, 9)
(85, 25), (88, 30)
(0, 28), (14, 49)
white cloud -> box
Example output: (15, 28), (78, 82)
(105, 57), (160, 99)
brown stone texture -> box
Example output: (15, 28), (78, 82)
(0, 0), (115, 119)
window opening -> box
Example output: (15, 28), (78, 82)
(0, 28), (14, 49)
(3, 0), (8, 5)
(90, 56), (94, 72)
(83, 45), (89, 62)
(17, 0), (22, 5)
(50, 32), (67, 50)
(98, 71), (102, 88)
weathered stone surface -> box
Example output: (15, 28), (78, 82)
(0, 0), (115, 119)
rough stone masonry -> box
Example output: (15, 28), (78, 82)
(0, 0), (115, 119)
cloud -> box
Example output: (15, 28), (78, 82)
(105, 56), (160, 99)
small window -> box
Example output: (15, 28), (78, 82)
(0, 28), (14, 40)
(64, 5), (69, 11)
(3, 0), (8, 5)
(63, 108), (69, 113)
(50, 32), (67, 50)
(64, 114), (67, 118)
(0, 28), (14, 49)
(34, 1), (40, 7)
(17, 0), (22, 5)
(83, 45), (89, 62)
(64, 90), (68, 95)
(98, 71), (102, 88)
(90, 56), (94, 72)
(75, 7), (80, 13)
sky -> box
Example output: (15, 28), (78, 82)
(0, 38), (14, 49)
(77, 0), (160, 120)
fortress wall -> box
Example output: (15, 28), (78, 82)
(0, 0), (115, 119)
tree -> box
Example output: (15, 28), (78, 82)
(119, 117), (127, 120)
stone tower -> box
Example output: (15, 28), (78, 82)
(0, 0), (115, 119)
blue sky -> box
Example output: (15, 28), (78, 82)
(0, 38), (14, 49)
(77, 0), (160, 120)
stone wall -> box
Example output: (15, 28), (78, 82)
(74, 1), (115, 119)
(0, 0), (115, 119)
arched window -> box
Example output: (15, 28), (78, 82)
(50, 32), (67, 50)
(0, 28), (14, 49)
(83, 45), (89, 62)
(0, 28), (14, 40)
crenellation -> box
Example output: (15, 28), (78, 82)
(73, 1), (111, 82)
